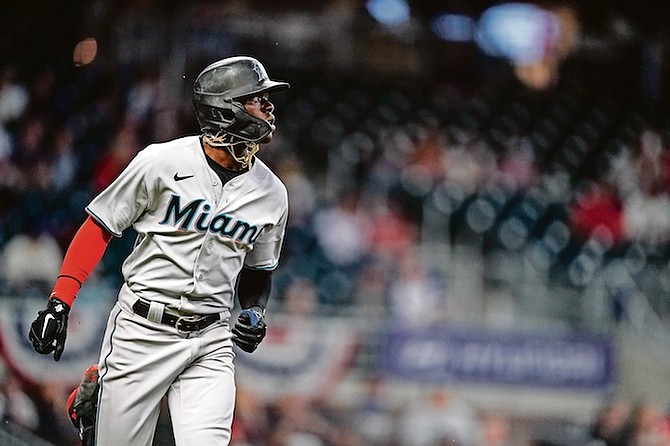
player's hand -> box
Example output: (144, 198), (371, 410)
(29, 297), (70, 361)
(232, 307), (266, 353)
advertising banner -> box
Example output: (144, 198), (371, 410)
(378, 327), (614, 389)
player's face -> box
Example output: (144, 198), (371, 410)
(244, 92), (276, 143)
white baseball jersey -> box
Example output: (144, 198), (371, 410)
(86, 134), (288, 314)
(90, 135), (288, 446)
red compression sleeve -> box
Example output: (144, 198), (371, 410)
(50, 216), (113, 306)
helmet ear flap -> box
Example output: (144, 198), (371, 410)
(210, 106), (236, 124)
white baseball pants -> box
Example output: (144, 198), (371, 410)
(95, 302), (236, 446)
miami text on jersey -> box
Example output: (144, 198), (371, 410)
(159, 194), (261, 244)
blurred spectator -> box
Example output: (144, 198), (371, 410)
(49, 125), (79, 192)
(352, 260), (391, 318)
(328, 426), (365, 446)
(569, 181), (625, 245)
(621, 129), (670, 246)
(0, 367), (39, 431)
(91, 120), (142, 192)
(397, 388), (481, 446)
(443, 137), (497, 195)
(110, 0), (168, 67)
(354, 376), (397, 446)
(279, 156), (318, 228)
(319, 0), (358, 71)
(231, 386), (271, 446)
(280, 277), (319, 317)
(312, 189), (372, 280)
(497, 137), (539, 191)
(590, 399), (630, 446)
(32, 380), (79, 446)
(368, 196), (418, 263)
(0, 139), (24, 197)
(276, 156), (319, 278)
(268, 395), (337, 446)
(480, 411), (513, 446)
(0, 224), (62, 293)
(608, 145), (643, 203)
(632, 129), (666, 194)
(11, 115), (46, 172)
(402, 126), (449, 191)
(0, 66), (29, 125)
(0, 122), (13, 162)
(616, 400), (670, 446)
(26, 69), (56, 114)
(622, 184), (670, 246)
(126, 69), (159, 126)
(387, 247), (448, 327)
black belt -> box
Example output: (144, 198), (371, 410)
(132, 300), (220, 333)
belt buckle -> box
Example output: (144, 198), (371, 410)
(175, 315), (203, 333)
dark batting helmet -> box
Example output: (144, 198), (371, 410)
(192, 56), (289, 142)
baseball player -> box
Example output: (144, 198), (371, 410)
(28, 55), (290, 446)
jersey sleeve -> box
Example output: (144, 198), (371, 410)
(244, 207), (288, 271)
(85, 149), (154, 236)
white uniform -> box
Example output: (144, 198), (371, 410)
(86, 135), (288, 445)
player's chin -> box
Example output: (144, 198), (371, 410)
(261, 124), (276, 143)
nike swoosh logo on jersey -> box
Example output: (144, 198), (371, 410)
(174, 173), (194, 182)
(42, 313), (55, 338)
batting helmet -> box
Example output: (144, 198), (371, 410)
(192, 56), (289, 142)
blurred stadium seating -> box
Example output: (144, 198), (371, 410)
(1, 1), (670, 445)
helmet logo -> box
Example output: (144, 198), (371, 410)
(252, 64), (265, 82)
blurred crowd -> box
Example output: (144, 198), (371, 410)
(0, 357), (80, 445)
(589, 399), (670, 446)
(1, 0), (669, 311)
(1, 0), (670, 445)
(0, 78), (668, 446)
(4, 352), (670, 446)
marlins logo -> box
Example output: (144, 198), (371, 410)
(252, 63), (265, 82)
(159, 194), (262, 245)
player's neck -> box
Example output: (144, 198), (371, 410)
(203, 143), (244, 171)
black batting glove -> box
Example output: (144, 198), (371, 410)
(232, 307), (267, 353)
(29, 297), (70, 361)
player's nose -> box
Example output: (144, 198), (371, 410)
(262, 99), (275, 114)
